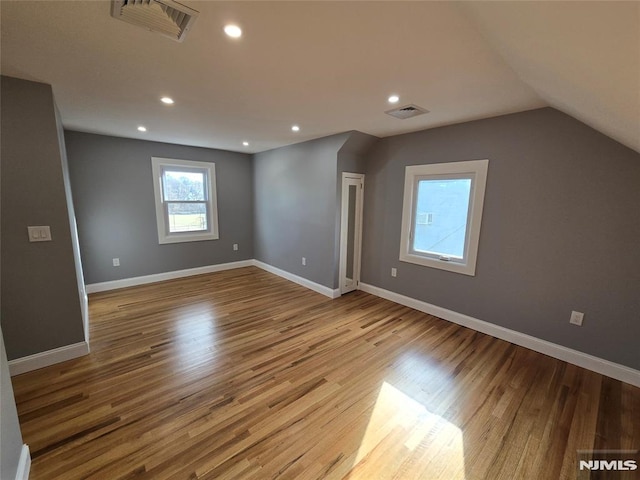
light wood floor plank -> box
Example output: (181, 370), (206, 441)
(11, 267), (640, 479)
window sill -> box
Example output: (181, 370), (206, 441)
(158, 232), (219, 245)
(399, 252), (476, 276)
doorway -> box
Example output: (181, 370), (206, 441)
(339, 173), (364, 295)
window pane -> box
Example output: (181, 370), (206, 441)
(346, 184), (357, 280)
(413, 178), (471, 258)
(163, 170), (206, 201)
(167, 202), (207, 232)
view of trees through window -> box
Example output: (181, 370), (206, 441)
(162, 170), (208, 232)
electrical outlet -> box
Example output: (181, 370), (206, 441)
(113, 258), (120, 267)
(391, 268), (397, 277)
(569, 311), (584, 326)
(302, 257), (306, 266)
(233, 244), (238, 251)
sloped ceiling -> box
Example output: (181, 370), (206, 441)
(0, 1), (637, 153)
(462, 1), (640, 153)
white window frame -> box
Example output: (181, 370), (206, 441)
(399, 159), (489, 276)
(151, 157), (219, 244)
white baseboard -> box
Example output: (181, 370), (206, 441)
(15, 445), (31, 480)
(9, 341), (90, 376)
(86, 260), (254, 294)
(253, 260), (340, 299)
(359, 283), (640, 388)
(86, 259), (341, 299)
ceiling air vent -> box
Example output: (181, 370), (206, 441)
(111, 0), (199, 42)
(385, 104), (430, 120)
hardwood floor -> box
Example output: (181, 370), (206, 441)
(11, 267), (640, 479)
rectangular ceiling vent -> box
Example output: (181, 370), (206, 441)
(110, 0), (199, 42)
(385, 104), (430, 120)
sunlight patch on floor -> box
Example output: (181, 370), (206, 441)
(352, 381), (466, 479)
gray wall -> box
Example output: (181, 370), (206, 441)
(361, 107), (640, 370)
(253, 134), (350, 289)
(1, 135), (25, 480)
(334, 132), (379, 287)
(57, 109), (89, 342)
(1, 76), (85, 360)
(1, 329), (24, 480)
(64, 131), (254, 284)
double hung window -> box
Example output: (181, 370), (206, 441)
(151, 157), (219, 244)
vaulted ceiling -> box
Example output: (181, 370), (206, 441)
(1, 1), (638, 153)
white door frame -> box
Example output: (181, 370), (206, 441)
(339, 173), (365, 295)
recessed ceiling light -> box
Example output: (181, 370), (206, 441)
(161, 97), (174, 105)
(388, 95), (400, 104)
(242, 141), (249, 146)
(137, 126), (147, 132)
(291, 125), (300, 132)
(224, 24), (242, 38)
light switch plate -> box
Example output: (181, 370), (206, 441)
(27, 226), (52, 242)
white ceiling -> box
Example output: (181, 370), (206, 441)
(1, 1), (638, 154)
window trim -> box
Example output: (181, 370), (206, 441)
(399, 159), (489, 276)
(151, 157), (219, 244)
